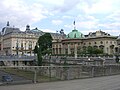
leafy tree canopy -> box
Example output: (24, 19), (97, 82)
(33, 33), (53, 66)
(37, 33), (53, 55)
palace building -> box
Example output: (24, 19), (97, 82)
(0, 22), (120, 56)
(0, 22), (65, 55)
(52, 23), (119, 56)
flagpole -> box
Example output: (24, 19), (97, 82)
(73, 20), (76, 30)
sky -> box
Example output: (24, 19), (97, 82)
(0, 0), (120, 36)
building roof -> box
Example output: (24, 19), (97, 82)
(1, 27), (21, 35)
(87, 30), (110, 37)
(66, 29), (84, 39)
(25, 27), (44, 36)
(30, 27), (43, 33)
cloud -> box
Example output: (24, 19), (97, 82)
(52, 20), (62, 25)
(41, 28), (55, 33)
(0, 0), (119, 36)
(0, 0), (49, 31)
(77, 21), (98, 29)
(106, 11), (120, 22)
(77, 14), (99, 22)
(64, 24), (72, 29)
(64, 15), (99, 30)
(62, 16), (73, 19)
(77, 0), (120, 14)
(54, 0), (80, 13)
(98, 22), (120, 30)
(86, 0), (113, 14)
(37, 0), (64, 6)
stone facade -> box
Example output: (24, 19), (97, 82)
(117, 35), (120, 54)
(0, 22), (65, 55)
(52, 29), (119, 55)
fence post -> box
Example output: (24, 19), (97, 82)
(33, 67), (37, 83)
(91, 66), (94, 77)
(49, 66), (51, 81)
(109, 66), (111, 75)
(67, 67), (70, 80)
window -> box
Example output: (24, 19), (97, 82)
(110, 41), (112, 44)
(29, 41), (32, 49)
(56, 45), (58, 48)
(21, 43), (23, 48)
(106, 41), (108, 44)
(100, 41), (103, 44)
(59, 45), (61, 48)
(114, 41), (116, 44)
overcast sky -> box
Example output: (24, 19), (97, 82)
(0, 0), (120, 35)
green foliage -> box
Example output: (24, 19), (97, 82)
(86, 46), (103, 55)
(38, 33), (53, 55)
(37, 49), (42, 66)
(33, 45), (38, 54)
(94, 48), (103, 54)
(87, 46), (93, 54)
(79, 46), (103, 56)
(34, 33), (53, 66)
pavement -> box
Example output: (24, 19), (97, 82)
(0, 75), (120, 90)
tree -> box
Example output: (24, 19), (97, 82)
(38, 33), (53, 55)
(34, 44), (38, 54)
(82, 46), (103, 56)
(87, 46), (93, 55)
(93, 48), (103, 54)
(34, 33), (53, 66)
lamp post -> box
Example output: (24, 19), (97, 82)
(16, 33), (19, 55)
(25, 31), (26, 55)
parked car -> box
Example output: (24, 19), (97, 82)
(2, 75), (13, 82)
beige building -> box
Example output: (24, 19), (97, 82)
(52, 28), (119, 56)
(0, 22), (65, 55)
(117, 35), (120, 54)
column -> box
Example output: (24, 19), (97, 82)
(68, 44), (70, 54)
(62, 44), (65, 54)
(74, 44), (77, 58)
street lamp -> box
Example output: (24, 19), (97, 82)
(16, 33), (19, 55)
(25, 31), (26, 55)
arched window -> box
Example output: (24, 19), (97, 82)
(74, 34), (76, 38)
(100, 41), (103, 44)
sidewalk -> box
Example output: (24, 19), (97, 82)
(0, 75), (120, 90)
